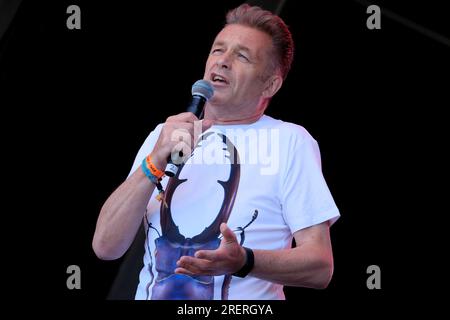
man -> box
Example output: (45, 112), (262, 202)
(93, 4), (340, 300)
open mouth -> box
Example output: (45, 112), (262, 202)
(211, 73), (229, 85)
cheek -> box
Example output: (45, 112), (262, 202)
(204, 57), (215, 71)
(235, 75), (254, 91)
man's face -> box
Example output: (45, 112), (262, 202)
(203, 24), (274, 110)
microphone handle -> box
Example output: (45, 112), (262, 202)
(187, 95), (206, 117)
(164, 95), (205, 177)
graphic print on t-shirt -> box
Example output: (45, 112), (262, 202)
(151, 132), (241, 300)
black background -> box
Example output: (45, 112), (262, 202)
(1, 0), (448, 312)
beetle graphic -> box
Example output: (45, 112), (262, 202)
(151, 132), (241, 300)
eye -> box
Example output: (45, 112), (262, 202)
(211, 48), (223, 55)
(238, 53), (250, 62)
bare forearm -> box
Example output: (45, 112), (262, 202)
(175, 223), (334, 288)
(93, 168), (156, 260)
(251, 244), (333, 288)
(93, 113), (211, 260)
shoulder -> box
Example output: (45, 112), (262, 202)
(261, 115), (316, 146)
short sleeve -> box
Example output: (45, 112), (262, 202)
(280, 128), (340, 233)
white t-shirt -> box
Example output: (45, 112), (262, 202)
(130, 115), (340, 300)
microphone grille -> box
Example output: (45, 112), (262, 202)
(192, 80), (214, 100)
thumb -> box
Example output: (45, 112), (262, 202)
(220, 223), (237, 244)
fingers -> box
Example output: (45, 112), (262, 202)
(166, 112), (199, 123)
(150, 112), (215, 168)
(195, 249), (216, 260)
(151, 116), (196, 165)
(220, 223), (238, 244)
(176, 256), (214, 275)
(174, 267), (194, 276)
(167, 112), (214, 133)
(169, 140), (192, 164)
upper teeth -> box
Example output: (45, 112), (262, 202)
(214, 75), (225, 82)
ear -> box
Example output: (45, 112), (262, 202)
(262, 73), (283, 99)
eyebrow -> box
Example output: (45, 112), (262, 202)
(212, 41), (253, 59)
(213, 41), (251, 53)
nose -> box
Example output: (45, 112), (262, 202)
(216, 52), (232, 70)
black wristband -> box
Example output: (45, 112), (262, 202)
(232, 247), (254, 278)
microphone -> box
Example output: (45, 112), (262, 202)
(164, 80), (214, 177)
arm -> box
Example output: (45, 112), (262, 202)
(92, 112), (212, 260)
(175, 221), (334, 289)
(92, 168), (157, 260)
(251, 221), (334, 288)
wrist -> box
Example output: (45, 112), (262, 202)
(232, 247), (254, 278)
(149, 151), (167, 170)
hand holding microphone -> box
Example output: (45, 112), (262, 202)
(149, 80), (214, 177)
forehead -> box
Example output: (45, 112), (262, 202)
(213, 24), (273, 54)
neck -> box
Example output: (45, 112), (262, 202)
(204, 101), (267, 125)
(208, 112), (264, 125)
